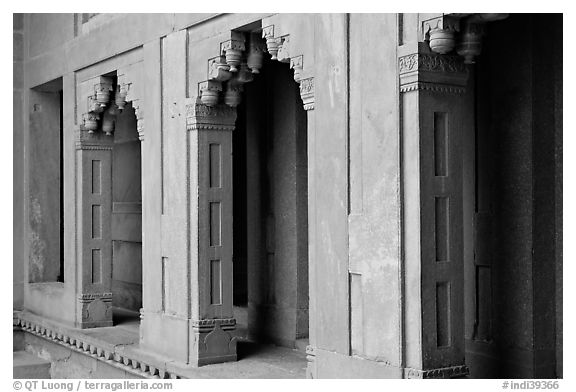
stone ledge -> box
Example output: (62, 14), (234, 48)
(14, 311), (181, 379)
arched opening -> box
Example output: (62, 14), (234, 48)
(232, 55), (309, 352)
(110, 101), (143, 330)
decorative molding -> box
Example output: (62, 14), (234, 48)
(14, 312), (180, 379)
(400, 82), (465, 95)
(399, 53), (466, 75)
(191, 318), (236, 332)
(403, 365), (469, 379)
(299, 77), (315, 111)
(185, 99), (237, 131)
(77, 292), (113, 302)
(398, 53), (468, 95)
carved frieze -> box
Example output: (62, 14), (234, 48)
(398, 53), (468, 95)
(399, 53), (467, 75)
(186, 98), (237, 131)
(191, 317), (236, 332)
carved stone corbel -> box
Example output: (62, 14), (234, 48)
(262, 25), (279, 60)
(277, 35), (290, 63)
(101, 105), (117, 136)
(233, 63), (251, 84)
(208, 56), (232, 82)
(290, 55), (304, 83)
(299, 77), (314, 111)
(199, 80), (222, 107)
(224, 82), (243, 108)
(456, 21), (484, 64)
(220, 32), (246, 73)
(83, 112), (99, 133)
(133, 102), (144, 141)
(247, 33), (266, 74)
(94, 77), (114, 108)
(115, 83), (129, 111)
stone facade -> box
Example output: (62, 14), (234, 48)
(13, 13), (562, 378)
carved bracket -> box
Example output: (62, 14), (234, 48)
(299, 77), (315, 111)
(201, 26), (313, 111)
(421, 14), (509, 64)
(79, 76), (114, 134)
(117, 63), (144, 141)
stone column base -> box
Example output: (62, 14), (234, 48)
(403, 364), (469, 379)
(189, 318), (237, 366)
(76, 293), (113, 328)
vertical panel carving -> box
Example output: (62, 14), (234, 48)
(91, 249), (101, 284)
(434, 112), (448, 177)
(435, 197), (449, 262)
(210, 260), (222, 305)
(209, 143), (222, 188)
(209, 202), (221, 247)
(436, 281), (451, 347)
(91, 205), (102, 239)
(92, 160), (102, 194)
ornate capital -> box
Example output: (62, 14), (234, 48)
(299, 77), (315, 111)
(398, 53), (468, 94)
(186, 98), (237, 131)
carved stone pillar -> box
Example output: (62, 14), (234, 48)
(75, 131), (114, 328)
(186, 98), (237, 366)
(399, 45), (469, 378)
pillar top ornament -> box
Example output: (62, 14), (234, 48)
(398, 52), (468, 94)
(185, 98), (237, 131)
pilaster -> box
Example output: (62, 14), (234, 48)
(399, 42), (469, 378)
(75, 131), (114, 328)
(186, 98), (238, 366)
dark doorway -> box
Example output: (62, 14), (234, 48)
(233, 56), (309, 350)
